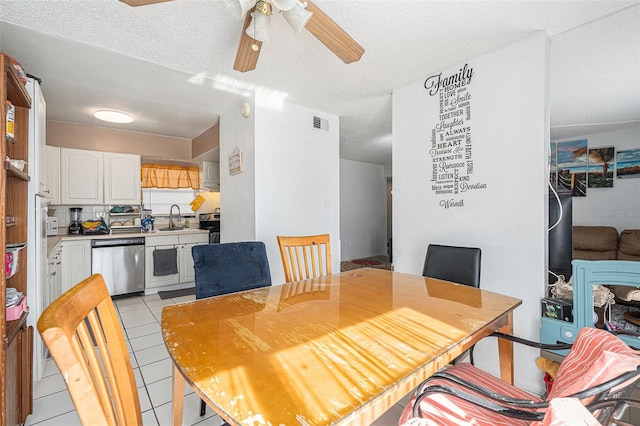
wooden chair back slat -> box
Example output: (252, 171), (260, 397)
(37, 274), (142, 425)
(75, 315), (116, 423)
(277, 234), (332, 283)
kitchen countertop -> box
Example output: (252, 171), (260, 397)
(47, 228), (209, 256)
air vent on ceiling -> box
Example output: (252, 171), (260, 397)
(313, 116), (329, 131)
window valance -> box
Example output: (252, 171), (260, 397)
(141, 164), (200, 190)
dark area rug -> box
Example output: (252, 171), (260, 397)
(158, 287), (195, 300)
(341, 255), (392, 272)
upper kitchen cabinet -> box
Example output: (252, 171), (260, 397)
(61, 148), (103, 204)
(201, 160), (220, 190)
(104, 152), (141, 205)
(59, 148), (140, 205)
(44, 145), (60, 204)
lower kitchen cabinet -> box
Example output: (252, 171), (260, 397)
(145, 233), (208, 292)
(179, 243), (200, 283)
(47, 244), (63, 306)
(61, 240), (91, 293)
(5, 317), (33, 426)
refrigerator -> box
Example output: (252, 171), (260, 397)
(25, 76), (48, 381)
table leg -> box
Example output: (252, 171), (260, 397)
(172, 362), (185, 426)
(497, 311), (514, 385)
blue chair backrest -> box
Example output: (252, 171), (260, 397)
(192, 242), (272, 300)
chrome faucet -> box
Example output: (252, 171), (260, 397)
(169, 204), (181, 229)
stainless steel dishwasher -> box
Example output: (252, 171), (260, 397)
(91, 237), (145, 296)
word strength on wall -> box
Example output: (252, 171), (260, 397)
(424, 63), (486, 209)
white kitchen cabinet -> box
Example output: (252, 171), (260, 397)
(144, 232), (208, 292)
(104, 152), (141, 205)
(44, 145), (60, 204)
(46, 244), (63, 310)
(179, 243), (199, 283)
(60, 239), (91, 293)
(179, 233), (209, 282)
(60, 148), (141, 205)
(60, 148), (104, 205)
(201, 160), (220, 190)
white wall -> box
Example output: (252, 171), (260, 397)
(393, 33), (549, 394)
(554, 126), (640, 232)
(220, 94), (341, 285)
(340, 159), (388, 261)
(219, 95), (257, 243)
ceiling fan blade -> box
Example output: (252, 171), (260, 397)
(120, 0), (172, 6)
(304, 0), (364, 64)
(234, 10), (263, 72)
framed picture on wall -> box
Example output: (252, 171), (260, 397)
(228, 147), (243, 176)
(616, 148), (640, 179)
(556, 139), (587, 197)
(587, 146), (615, 188)
(549, 142), (557, 188)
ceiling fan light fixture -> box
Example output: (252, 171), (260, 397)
(224, 0), (256, 20)
(282, 1), (312, 35)
(272, 0), (297, 12)
(255, 0), (272, 16)
(94, 109), (134, 124)
(246, 10), (271, 42)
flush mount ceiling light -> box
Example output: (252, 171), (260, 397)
(94, 110), (134, 124)
(120, 0), (364, 73)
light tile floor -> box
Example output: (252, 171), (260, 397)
(26, 292), (411, 425)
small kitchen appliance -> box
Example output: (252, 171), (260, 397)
(46, 217), (58, 236)
(68, 207), (83, 235)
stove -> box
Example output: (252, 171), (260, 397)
(198, 212), (220, 243)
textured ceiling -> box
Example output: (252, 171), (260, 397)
(1, 0), (639, 166)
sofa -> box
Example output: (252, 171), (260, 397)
(570, 226), (640, 330)
(573, 226), (640, 262)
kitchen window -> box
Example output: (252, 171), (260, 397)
(142, 188), (195, 215)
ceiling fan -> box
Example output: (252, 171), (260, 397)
(120, 0), (365, 72)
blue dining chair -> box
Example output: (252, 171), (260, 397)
(191, 241), (272, 417)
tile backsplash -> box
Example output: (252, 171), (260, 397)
(48, 204), (198, 233)
(48, 205), (109, 227)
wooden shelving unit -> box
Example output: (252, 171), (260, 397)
(1, 53), (33, 425)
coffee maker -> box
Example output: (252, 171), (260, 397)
(68, 207), (83, 235)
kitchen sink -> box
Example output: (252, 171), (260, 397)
(158, 226), (184, 232)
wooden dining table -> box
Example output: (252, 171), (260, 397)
(161, 268), (521, 425)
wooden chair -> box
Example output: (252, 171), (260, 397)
(277, 234), (332, 283)
(37, 274), (141, 426)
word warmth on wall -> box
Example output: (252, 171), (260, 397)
(424, 63), (487, 209)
